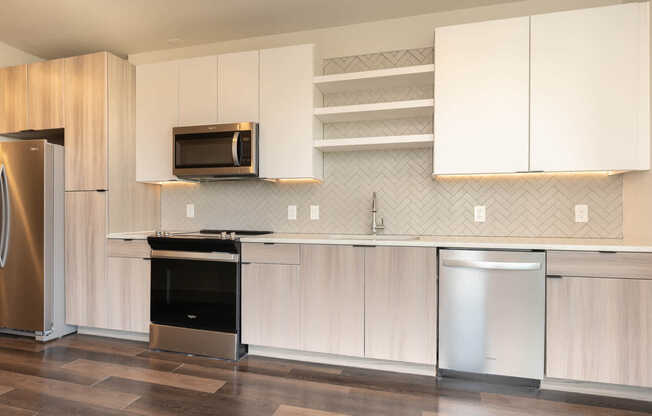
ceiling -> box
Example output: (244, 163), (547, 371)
(0, 0), (519, 59)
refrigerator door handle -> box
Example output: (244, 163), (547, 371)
(0, 164), (10, 268)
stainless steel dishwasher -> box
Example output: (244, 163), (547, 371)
(438, 249), (545, 380)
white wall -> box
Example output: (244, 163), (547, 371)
(0, 41), (41, 67)
(129, 0), (624, 66)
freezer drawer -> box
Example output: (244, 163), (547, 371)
(438, 249), (545, 380)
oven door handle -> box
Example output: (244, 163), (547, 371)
(232, 132), (240, 167)
(151, 250), (239, 262)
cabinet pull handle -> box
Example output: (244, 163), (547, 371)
(443, 259), (541, 271)
(546, 275), (563, 279)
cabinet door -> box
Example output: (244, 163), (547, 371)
(107, 257), (150, 333)
(28, 59), (64, 130)
(65, 52), (108, 191)
(178, 55), (218, 126)
(434, 17), (529, 175)
(300, 245), (364, 357)
(531, 3), (650, 172)
(65, 191), (107, 327)
(242, 263), (300, 349)
(260, 45), (321, 179)
(135, 60), (179, 182)
(0, 64), (27, 134)
(365, 247), (437, 364)
(547, 276), (652, 387)
(218, 50), (259, 123)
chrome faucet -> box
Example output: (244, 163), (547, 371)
(371, 192), (385, 234)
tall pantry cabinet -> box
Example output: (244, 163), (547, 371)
(64, 52), (160, 328)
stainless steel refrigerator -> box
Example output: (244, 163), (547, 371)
(0, 140), (76, 341)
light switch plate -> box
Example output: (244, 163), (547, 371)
(575, 204), (589, 223)
(288, 205), (297, 220)
(310, 205), (319, 220)
(186, 204), (195, 218)
(474, 205), (486, 223)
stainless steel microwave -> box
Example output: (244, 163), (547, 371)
(173, 122), (258, 180)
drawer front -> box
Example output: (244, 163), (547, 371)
(547, 251), (652, 280)
(108, 239), (151, 258)
(242, 243), (300, 265)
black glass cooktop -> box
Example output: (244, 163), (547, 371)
(199, 230), (272, 236)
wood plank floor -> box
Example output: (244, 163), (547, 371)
(0, 334), (647, 415)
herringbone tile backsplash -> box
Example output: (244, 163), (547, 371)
(161, 48), (623, 238)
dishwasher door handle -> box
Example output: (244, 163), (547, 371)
(442, 259), (542, 271)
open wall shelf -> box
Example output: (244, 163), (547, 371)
(314, 134), (434, 152)
(314, 99), (434, 123)
(313, 64), (435, 94)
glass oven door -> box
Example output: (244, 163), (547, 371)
(150, 255), (239, 333)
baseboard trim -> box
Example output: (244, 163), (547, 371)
(78, 326), (149, 342)
(541, 378), (652, 402)
(249, 345), (436, 376)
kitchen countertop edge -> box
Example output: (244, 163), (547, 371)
(105, 231), (652, 252)
(240, 234), (652, 253)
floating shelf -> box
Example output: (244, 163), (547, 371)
(313, 64), (435, 94)
(314, 99), (434, 123)
(314, 134), (434, 152)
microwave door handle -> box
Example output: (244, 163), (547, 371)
(232, 132), (240, 166)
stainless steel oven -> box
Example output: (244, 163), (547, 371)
(173, 122), (258, 180)
(148, 236), (246, 360)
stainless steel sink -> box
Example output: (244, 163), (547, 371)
(326, 234), (419, 241)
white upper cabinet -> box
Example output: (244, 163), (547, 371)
(530, 3), (650, 172)
(218, 50), (260, 123)
(434, 17), (530, 175)
(178, 55), (218, 126)
(260, 44), (323, 180)
(136, 60), (179, 182)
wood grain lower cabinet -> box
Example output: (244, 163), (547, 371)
(64, 191), (107, 327)
(364, 247), (437, 364)
(0, 64), (27, 134)
(546, 276), (652, 387)
(106, 257), (150, 333)
(242, 263), (300, 349)
(300, 245), (364, 357)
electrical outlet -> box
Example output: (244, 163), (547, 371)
(186, 204), (195, 218)
(310, 205), (319, 220)
(575, 204), (589, 223)
(287, 205), (297, 220)
(474, 205), (486, 223)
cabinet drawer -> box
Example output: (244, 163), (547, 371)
(108, 239), (151, 258)
(547, 251), (652, 280)
(242, 243), (300, 265)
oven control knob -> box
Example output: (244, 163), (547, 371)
(221, 232), (228, 240)
(230, 232), (236, 240)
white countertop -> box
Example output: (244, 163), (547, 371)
(107, 231), (154, 240)
(107, 231), (652, 252)
(240, 233), (652, 252)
